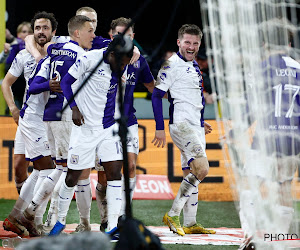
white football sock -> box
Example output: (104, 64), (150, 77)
(57, 180), (75, 225)
(106, 180), (122, 231)
(168, 173), (201, 217)
(45, 167), (67, 226)
(120, 176), (136, 216)
(75, 178), (92, 224)
(95, 182), (107, 224)
(11, 169), (39, 216)
(35, 196), (51, 226)
(183, 186), (199, 227)
(19, 169), (39, 207)
(27, 168), (62, 217)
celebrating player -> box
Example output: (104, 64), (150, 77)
(95, 17), (155, 231)
(151, 24), (215, 236)
(49, 36), (134, 236)
(2, 11), (58, 237)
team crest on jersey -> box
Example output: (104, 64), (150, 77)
(44, 141), (50, 150)
(133, 61), (140, 68)
(70, 154), (79, 164)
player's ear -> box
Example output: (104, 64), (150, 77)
(177, 39), (181, 47)
(74, 29), (80, 38)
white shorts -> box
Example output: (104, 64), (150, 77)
(14, 126), (25, 155)
(127, 124), (139, 155)
(67, 123), (123, 170)
(18, 114), (51, 161)
(46, 121), (72, 163)
(94, 124), (139, 172)
(169, 121), (207, 170)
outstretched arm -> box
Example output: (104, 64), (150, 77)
(28, 75), (61, 95)
(151, 87), (167, 148)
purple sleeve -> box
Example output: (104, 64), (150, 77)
(28, 76), (50, 94)
(152, 87), (166, 130)
(60, 72), (77, 108)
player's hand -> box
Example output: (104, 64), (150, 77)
(4, 43), (10, 54)
(204, 121), (212, 135)
(10, 106), (20, 125)
(152, 130), (166, 148)
(129, 46), (140, 64)
(72, 106), (84, 126)
(49, 76), (62, 93)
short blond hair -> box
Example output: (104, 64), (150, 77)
(16, 22), (32, 35)
(76, 7), (97, 15)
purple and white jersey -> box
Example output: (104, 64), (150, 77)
(61, 48), (120, 129)
(115, 55), (154, 126)
(20, 56), (50, 118)
(42, 41), (86, 121)
(251, 54), (300, 156)
(8, 49), (36, 103)
(155, 52), (205, 127)
(52, 35), (111, 50)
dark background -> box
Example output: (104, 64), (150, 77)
(6, 0), (204, 61)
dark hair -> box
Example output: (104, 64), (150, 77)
(31, 11), (58, 32)
(110, 17), (134, 33)
(178, 24), (203, 40)
(68, 15), (92, 36)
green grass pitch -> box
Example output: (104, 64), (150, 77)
(0, 199), (241, 250)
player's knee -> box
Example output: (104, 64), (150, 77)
(106, 171), (122, 181)
(128, 161), (136, 178)
(190, 157), (209, 180)
(97, 171), (107, 186)
(195, 167), (208, 181)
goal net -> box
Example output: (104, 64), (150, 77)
(200, 0), (300, 248)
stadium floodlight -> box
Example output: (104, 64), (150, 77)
(200, 0), (300, 249)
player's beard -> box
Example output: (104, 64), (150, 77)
(34, 34), (51, 47)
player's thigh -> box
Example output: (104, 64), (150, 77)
(45, 121), (56, 161)
(19, 116), (51, 161)
(67, 125), (98, 170)
(14, 126), (26, 155)
(97, 125), (123, 163)
(170, 122), (207, 162)
(127, 124), (139, 155)
(49, 121), (72, 163)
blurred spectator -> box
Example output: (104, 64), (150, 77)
(0, 22), (33, 113)
(196, 48), (215, 104)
